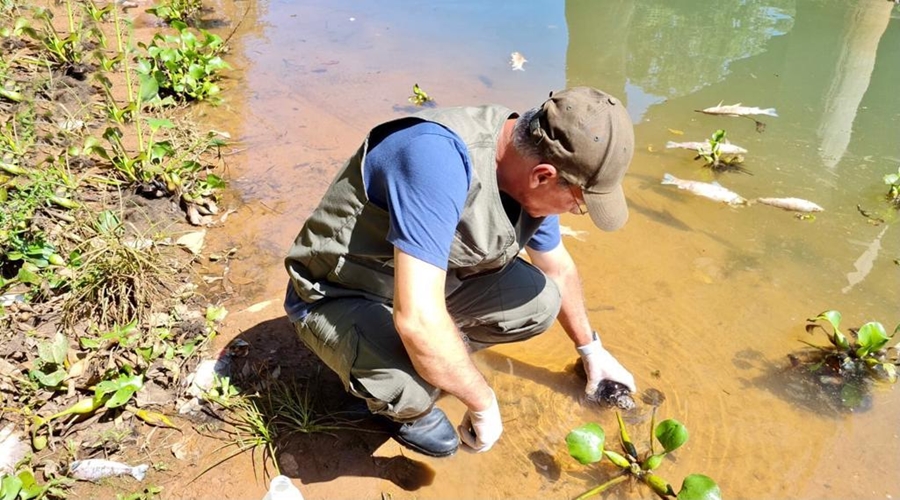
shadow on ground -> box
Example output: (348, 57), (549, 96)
(225, 316), (436, 491)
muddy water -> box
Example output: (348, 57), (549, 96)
(184, 0), (900, 498)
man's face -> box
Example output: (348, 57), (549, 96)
(520, 178), (587, 218)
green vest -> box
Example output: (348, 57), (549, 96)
(284, 105), (545, 304)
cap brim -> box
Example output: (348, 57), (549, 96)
(584, 186), (628, 231)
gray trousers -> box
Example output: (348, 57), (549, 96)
(291, 257), (561, 421)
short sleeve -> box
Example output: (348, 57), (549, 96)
(526, 215), (561, 251)
(364, 122), (472, 270)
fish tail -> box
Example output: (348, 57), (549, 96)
(661, 173), (677, 185)
(762, 108), (778, 117)
(665, 141), (679, 149)
(131, 464), (149, 481)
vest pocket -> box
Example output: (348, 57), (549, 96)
(328, 255), (396, 302)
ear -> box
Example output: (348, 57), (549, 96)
(531, 163), (559, 188)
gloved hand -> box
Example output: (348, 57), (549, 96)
(458, 389), (502, 452)
(578, 332), (636, 397)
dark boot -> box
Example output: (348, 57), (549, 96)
(380, 407), (459, 457)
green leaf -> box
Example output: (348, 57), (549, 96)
(616, 410), (638, 459)
(677, 474), (721, 500)
(855, 321), (890, 356)
(0, 473), (23, 500)
(206, 305), (228, 323)
(37, 332), (68, 366)
(603, 449), (631, 468)
(647, 474), (675, 497)
(31, 368), (66, 388)
(811, 310), (842, 334)
(655, 419), (689, 453)
(16, 469), (42, 500)
(105, 386), (138, 408)
(642, 453), (664, 471)
(79, 337), (101, 349)
(147, 117), (175, 131)
(566, 423), (605, 465)
(99, 373), (143, 408)
(204, 174), (226, 189)
(139, 73), (160, 102)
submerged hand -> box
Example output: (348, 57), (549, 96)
(578, 334), (636, 396)
(458, 390), (502, 452)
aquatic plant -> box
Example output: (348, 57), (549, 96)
(408, 83), (433, 106)
(803, 310), (898, 383)
(137, 20), (230, 104)
(566, 411), (720, 500)
(774, 310), (899, 413)
(696, 129), (745, 172)
(884, 166), (900, 208)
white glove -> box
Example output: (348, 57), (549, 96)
(578, 332), (636, 397)
(458, 389), (502, 453)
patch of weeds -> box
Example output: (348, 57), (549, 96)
(194, 374), (367, 482)
(146, 0), (204, 27)
(566, 410), (720, 500)
(0, 166), (78, 299)
(0, 465), (74, 500)
(137, 20), (230, 105)
(116, 485), (163, 500)
(62, 210), (174, 328)
(21, 0), (107, 76)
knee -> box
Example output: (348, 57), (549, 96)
(521, 277), (561, 337)
(351, 368), (440, 421)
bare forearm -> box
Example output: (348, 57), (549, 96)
(395, 312), (493, 411)
(554, 265), (595, 347)
(527, 244), (594, 347)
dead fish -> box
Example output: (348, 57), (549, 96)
(666, 140), (748, 155)
(69, 459), (149, 481)
(559, 224), (588, 241)
(697, 102), (778, 117)
(661, 173), (747, 205)
(755, 197), (824, 213)
(510, 51), (527, 71)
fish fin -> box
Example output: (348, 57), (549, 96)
(763, 108), (778, 117)
(711, 181), (722, 187)
(131, 464), (149, 481)
(661, 173), (676, 185)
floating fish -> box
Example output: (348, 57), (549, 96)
(559, 224), (588, 241)
(696, 102), (778, 117)
(69, 459), (149, 482)
(755, 197), (824, 213)
(509, 51), (527, 71)
(661, 173), (747, 205)
(666, 140), (748, 155)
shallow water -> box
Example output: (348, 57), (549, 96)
(194, 0), (900, 498)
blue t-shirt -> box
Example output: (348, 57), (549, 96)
(285, 121), (561, 321)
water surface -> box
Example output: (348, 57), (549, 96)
(197, 1), (900, 498)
